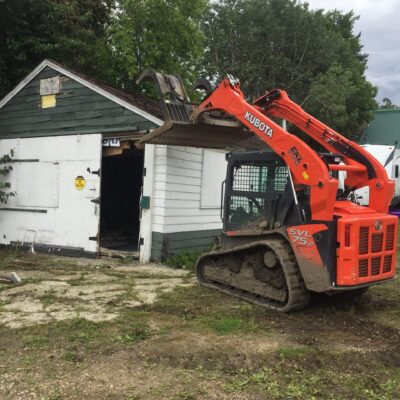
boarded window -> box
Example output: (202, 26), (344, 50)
(16, 162), (60, 208)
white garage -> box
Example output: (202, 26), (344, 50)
(0, 60), (226, 261)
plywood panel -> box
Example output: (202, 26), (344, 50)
(16, 162), (59, 208)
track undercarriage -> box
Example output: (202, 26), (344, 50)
(196, 238), (310, 312)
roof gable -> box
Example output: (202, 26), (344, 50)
(0, 59), (163, 126)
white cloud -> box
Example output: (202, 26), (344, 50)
(303, 0), (400, 105)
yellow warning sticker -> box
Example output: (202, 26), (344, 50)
(302, 171), (310, 180)
(75, 176), (86, 190)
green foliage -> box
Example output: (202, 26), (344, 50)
(380, 98), (399, 110)
(0, 0), (115, 98)
(0, 150), (15, 204)
(202, 0), (377, 139)
(108, 0), (208, 91)
(165, 251), (202, 271)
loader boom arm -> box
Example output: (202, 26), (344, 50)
(191, 77), (394, 221)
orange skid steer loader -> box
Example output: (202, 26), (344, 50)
(136, 69), (398, 312)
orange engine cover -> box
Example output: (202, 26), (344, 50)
(335, 201), (398, 286)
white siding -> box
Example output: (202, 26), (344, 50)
(152, 145), (227, 234)
(0, 135), (102, 253)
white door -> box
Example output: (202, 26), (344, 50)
(0, 134), (102, 254)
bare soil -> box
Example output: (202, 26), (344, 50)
(0, 247), (400, 399)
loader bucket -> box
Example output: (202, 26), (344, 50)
(135, 69), (268, 151)
(135, 119), (267, 150)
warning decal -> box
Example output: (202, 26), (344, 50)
(75, 176), (86, 190)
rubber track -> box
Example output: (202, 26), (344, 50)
(196, 238), (310, 312)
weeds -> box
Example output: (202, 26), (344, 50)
(114, 322), (152, 344)
(164, 251), (203, 271)
(63, 350), (81, 362)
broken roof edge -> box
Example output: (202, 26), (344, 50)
(0, 59), (164, 127)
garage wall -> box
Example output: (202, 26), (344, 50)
(0, 135), (101, 255)
(151, 145), (227, 259)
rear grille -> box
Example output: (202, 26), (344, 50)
(386, 224), (395, 250)
(371, 257), (381, 275)
(338, 217), (397, 286)
(383, 255), (392, 273)
(359, 227), (369, 255)
(356, 225), (395, 279)
(371, 233), (383, 253)
(359, 259), (368, 277)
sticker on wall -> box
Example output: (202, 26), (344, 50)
(75, 176), (86, 190)
(102, 138), (120, 147)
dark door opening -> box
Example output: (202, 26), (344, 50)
(100, 145), (144, 252)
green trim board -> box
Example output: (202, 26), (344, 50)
(0, 65), (159, 139)
(361, 109), (400, 147)
(151, 229), (221, 260)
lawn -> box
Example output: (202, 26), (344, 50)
(0, 236), (399, 400)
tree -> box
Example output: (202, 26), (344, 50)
(201, 0), (377, 140)
(0, 150), (15, 204)
(380, 98), (399, 110)
(0, 0), (115, 99)
(108, 0), (208, 90)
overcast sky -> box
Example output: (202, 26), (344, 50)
(303, 0), (400, 105)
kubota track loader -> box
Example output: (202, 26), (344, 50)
(136, 70), (398, 311)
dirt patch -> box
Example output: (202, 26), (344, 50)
(0, 256), (194, 328)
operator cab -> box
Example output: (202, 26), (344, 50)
(223, 151), (310, 232)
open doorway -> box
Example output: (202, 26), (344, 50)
(100, 143), (144, 254)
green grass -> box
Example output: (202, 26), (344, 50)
(22, 335), (50, 349)
(226, 364), (400, 400)
(277, 345), (313, 359)
(114, 321), (152, 344)
(200, 314), (259, 335)
(63, 350), (81, 363)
